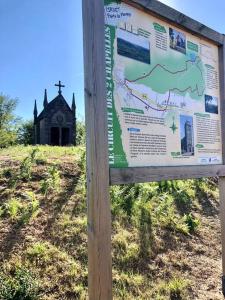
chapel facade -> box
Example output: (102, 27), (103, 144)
(33, 81), (76, 146)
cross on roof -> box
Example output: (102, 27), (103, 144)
(55, 80), (65, 95)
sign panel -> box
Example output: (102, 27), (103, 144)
(105, 0), (222, 168)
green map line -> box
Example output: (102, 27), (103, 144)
(126, 56), (204, 93)
(124, 79), (204, 112)
(124, 56), (205, 111)
(124, 80), (171, 112)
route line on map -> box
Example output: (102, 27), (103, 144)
(127, 56), (204, 83)
(123, 56), (205, 112)
(124, 81), (170, 111)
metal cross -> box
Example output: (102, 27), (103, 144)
(55, 80), (65, 95)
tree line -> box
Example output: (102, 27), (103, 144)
(0, 94), (85, 148)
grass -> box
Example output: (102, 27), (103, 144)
(0, 146), (221, 299)
(0, 145), (81, 161)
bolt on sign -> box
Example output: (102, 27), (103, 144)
(83, 0), (225, 299)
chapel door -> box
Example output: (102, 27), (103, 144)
(62, 127), (70, 146)
(51, 127), (60, 145)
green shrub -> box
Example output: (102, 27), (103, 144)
(1, 168), (18, 189)
(111, 184), (140, 219)
(155, 195), (175, 226)
(2, 168), (13, 179)
(8, 176), (18, 190)
(154, 195), (189, 234)
(168, 277), (189, 300)
(20, 192), (40, 224)
(19, 149), (39, 181)
(0, 267), (40, 300)
(5, 198), (22, 220)
(40, 166), (61, 196)
(0, 273), (16, 300)
(158, 180), (178, 193)
(76, 120), (86, 146)
(35, 158), (47, 165)
(4, 192), (39, 224)
(20, 157), (32, 181)
(0, 206), (5, 218)
(30, 149), (39, 163)
(184, 213), (200, 233)
(139, 203), (153, 257)
(77, 149), (86, 173)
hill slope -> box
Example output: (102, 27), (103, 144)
(0, 146), (223, 299)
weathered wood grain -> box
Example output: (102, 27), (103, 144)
(219, 37), (225, 287)
(123, 0), (224, 45)
(219, 36), (225, 165)
(219, 177), (225, 276)
(82, 0), (112, 299)
(110, 165), (225, 185)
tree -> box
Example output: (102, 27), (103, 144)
(17, 120), (34, 145)
(76, 120), (86, 145)
(0, 94), (19, 148)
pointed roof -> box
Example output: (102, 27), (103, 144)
(72, 93), (76, 111)
(33, 99), (38, 115)
(37, 93), (73, 121)
(43, 89), (48, 108)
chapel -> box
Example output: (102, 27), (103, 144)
(33, 81), (76, 146)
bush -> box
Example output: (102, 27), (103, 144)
(17, 120), (34, 145)
(20, 192), (40, 224)
(139, 203), (153, 257)
(3, 192), (39, 224)
(0, 267), (40, 300)
(76, 120), (86, 146)
(40, 165), (61, 196)
(5, 198), (22, 220)
(168, 277), (189, 300)
(0, 94), (19, 148)
(19, 149), (39, 181)
(184, 213), (200, 233)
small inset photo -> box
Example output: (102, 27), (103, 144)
(205, 94), (218, 114)
(180, 115), (194, 156)
(169, 28), (186, 54)
(117, 28), (151, 64)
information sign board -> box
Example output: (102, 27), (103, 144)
(105, 0), (223, 168)
(83, 1), (225, 299)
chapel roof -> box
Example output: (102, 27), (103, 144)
(37, 93), (72, 121)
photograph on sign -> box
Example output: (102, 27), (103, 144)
(105, 0), (222, 168)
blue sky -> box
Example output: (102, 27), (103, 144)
(0, 0), (83, 121)
(1, 0), (225, 121)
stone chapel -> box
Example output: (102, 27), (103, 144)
(33, 81), (76, 146)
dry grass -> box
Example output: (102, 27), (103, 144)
(0, 146), (223, 299)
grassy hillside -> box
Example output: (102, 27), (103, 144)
(0, 146), (223, 299)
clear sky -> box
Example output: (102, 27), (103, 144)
(1, 0), (225, 121)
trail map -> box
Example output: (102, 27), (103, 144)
(105, 0), (222, 168)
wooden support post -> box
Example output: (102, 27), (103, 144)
(219, 177), (225, 297)
(82, 0), (112, 299)
(219, 35), (225, 297)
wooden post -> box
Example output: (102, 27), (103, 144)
(219, 35), (225, 297)
(82, 0), (112, 299)
(219, 177), (225, 296)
